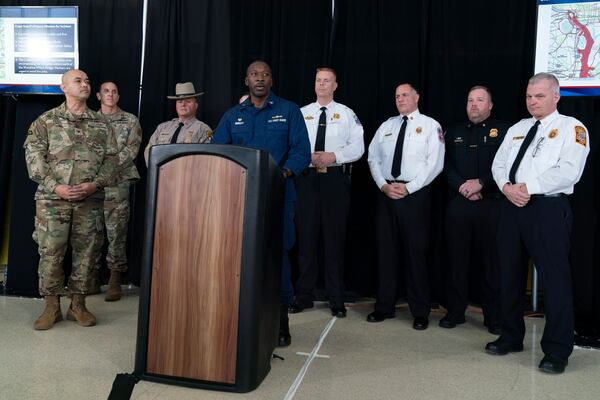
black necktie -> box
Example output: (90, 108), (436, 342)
(314, 107), (327, 152)
(509, 120), (540, 184)
(391, 116), (408, 178)
(170, 122), (185, 144)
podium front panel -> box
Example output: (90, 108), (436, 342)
(146, 154), (245, 384)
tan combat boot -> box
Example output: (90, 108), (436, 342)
(34, 295), (62, 330)
(67, 294), (97, 327)
(104, 271), (122, 302)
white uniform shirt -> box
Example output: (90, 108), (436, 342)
(491, 110), (589, 195)
(368, 110), (445, 194)
(301, 100), (364, 165)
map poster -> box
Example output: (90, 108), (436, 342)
(535, 0), (600, 96)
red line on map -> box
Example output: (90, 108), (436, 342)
(567, 11), (595, 78)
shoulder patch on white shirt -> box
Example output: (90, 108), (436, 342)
(575, 126), (587, 147)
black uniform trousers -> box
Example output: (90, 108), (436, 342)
(497, 196), (574, 360)
(294, 167), (351, 307)
(374, 187), (431, 318)
(444, 195), (501, 324)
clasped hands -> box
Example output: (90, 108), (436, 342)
(458, 179), (483, 201)
(502, 182), (530, 207)
(54, 183), (98, 202)
(311, 151), (336, 168)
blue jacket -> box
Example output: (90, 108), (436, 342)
(213, 92), (311, 200)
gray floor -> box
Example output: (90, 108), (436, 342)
(0, 289), (599, 400)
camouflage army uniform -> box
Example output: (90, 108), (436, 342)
(102, 109), (141, 273)
(144, 117), (212, 164)
(24, 102), (118, 296)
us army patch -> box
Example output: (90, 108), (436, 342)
(489, 128), (498, 138)
(549, 128), (558, 139)
(575, 126), (587, 147)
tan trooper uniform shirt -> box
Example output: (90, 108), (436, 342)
(144, 117), (212, 164)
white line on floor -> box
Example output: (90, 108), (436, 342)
(296, 351), (330, 358)
(283, 316), (338, 400)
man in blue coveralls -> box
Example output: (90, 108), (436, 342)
(212, 60), (310, 347)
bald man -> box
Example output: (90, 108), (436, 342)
(24, 69), (118, 330)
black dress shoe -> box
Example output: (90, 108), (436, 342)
(413, 316), (429, 330)
(538, 354), (568, 373)
(439, 314), (465, 329)
(288, 302), (313, 314)
(330, 306), (347, 318)
(367, 310), (395, 322)
(485, 339), (523, 355)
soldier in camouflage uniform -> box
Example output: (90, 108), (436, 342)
(144, 82), (212, 165)
(96, 81), (142, 301)
(24, 69), (118, 330)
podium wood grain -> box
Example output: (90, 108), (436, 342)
(147, 155), (246, 384)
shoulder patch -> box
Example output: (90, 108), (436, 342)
(575, 126), (587, 147)
(353, 114), (362, 125)
(438, 127), (445, 143)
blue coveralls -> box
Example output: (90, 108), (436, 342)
(213, 92), (311, 305)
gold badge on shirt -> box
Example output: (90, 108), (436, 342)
(489, 128), (498, 138)
(333, 113), (340, 120)
(416, 127), (422, 134)
(184, 131), (194, 143)
(549, 128), (558, 139)
(575, 126), (587, 147)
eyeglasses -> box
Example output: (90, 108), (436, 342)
(532, 137), (545, 158)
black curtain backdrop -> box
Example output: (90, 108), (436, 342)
(0, 96), (16, 252)
(0, 0), (143, 294)
(1, 0), (598, 326)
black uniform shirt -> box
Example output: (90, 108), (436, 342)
(444, 117), (510, 195)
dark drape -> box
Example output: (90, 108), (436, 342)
(0, 0), (143, 295)
(0, 96), (16, 251)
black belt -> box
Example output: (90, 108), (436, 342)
(386, 179), (408, 184)
(304, 164), (352, 175)
(531, 193), (566, 198)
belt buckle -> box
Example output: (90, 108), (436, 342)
(316, 167), (327, 174)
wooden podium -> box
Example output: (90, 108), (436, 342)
(134, 144), (284, 392)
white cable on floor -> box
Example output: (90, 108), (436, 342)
(283, 316), (338, 400)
